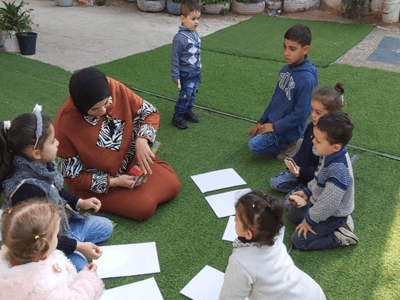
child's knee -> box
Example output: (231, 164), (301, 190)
(290, 231), (306, 249)
(248, 138), (263, 155)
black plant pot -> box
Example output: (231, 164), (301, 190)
(16, 32), (37, 55)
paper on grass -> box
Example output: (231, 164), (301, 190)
(190, 168), (246, 193)
(180, 265), (249, 300)
(222, 216), (237, 242)
(205, 188), (251, 218)
(100, 277), (163, 300)
(180, 265), (225, 300)
(96, 242), (160, 279)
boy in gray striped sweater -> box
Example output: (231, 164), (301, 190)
(286, 111), (358, 251)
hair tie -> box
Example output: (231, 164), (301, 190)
(252, 204), (255, 208)
(32, 104), (43, 149)
(7, 209), (12, 214)
(3, 120), (11, 133)
(34, 235), (40, 240)
(341, 95), (344, 103)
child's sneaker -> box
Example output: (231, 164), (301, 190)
(184, 111), (199, 123)
(172, 114), (188, 129)
(334, 227), (358, 246)
(342, 215), (354, 232)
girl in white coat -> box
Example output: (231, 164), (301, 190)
(219, 190), (326, 300)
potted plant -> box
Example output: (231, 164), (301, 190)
(0, 0), (37, 54)
(167, 0), (181, 15)
(231, 0), (265, 14)
(202, 0), (231, 14)
(137, 0), (166, 12)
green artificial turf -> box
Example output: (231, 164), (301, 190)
(201, 15), (374, 67)
(1, 18), (400, 299)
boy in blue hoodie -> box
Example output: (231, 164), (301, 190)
(170, 0), (201, 129)
(248, 24), (318, 160)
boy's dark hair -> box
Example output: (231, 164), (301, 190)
(312, 82), (346, 112)
(180, 0), (200, 16)
(316, 111), (354, 146)
(284, 24), (312, 47)
(235, 190), (285, 246)
(0, 114), (53, 190)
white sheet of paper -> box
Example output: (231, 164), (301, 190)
(180, 265), (225, 300)
(222, 216), (237, 242)
(0, 209), (2, 241)
(190, 168), (246, 193)
(205, 188), (251, 218)
(100, 277), (163, 300)
(180, 265), (249, 300)
(96, 242), (160, 279)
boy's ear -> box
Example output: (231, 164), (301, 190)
(180, 15), (185, 23)
(302, 45), (310, 55)
(332, 143), (342, 153)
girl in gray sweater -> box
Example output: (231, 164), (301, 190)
(220, 190), (325, 300)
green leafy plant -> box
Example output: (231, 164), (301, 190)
(341, 0), (371, 19)
(220, 7), (228, 14)
(202, 0), (230, 3)
(235, 0), (263, 3)
(0, 1), (34, 36)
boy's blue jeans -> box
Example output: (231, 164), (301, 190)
(270, 169), (300, 193)
(67, 214), (113, 271)
(288, 202), (347, 251)
(175, 70), (200, 115)
(248, 132), (288, 155)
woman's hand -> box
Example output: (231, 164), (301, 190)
(109, 175), (137, 189)
(78, 197), (101, 212)
(135, 137), (155, 175)
(76, 242), (103, 260)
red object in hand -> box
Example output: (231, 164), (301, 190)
(130, 166), (142, 177)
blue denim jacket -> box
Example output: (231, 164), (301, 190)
(171, 25), (202, 82)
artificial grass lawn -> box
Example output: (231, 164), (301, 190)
(96, 48), (400, 157)
(1, 18), (399, 299)
(201, 15), (374, 67)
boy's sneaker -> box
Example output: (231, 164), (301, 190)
(276, 140), (299, 161)
(334, 227), (359, 246)
(172, 114), (188, 129)
(184, 111), (199, 123)
(342, 215), (354, 232)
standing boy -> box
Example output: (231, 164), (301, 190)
(170, 0), (202, 129)
(248, 24), (318, 160)
(287, 111), (358, 251)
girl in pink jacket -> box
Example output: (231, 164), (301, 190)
(0, 199), (104, 300)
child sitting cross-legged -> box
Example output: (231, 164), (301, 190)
(219, 190), (326, 300)
(0, 199), (104, 299)
(286, 111), (358, 252)
(0, 106), (113, 272)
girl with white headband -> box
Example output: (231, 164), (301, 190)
(0, 105), (113, 272)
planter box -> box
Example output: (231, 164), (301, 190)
(232, 0), (265, 14)
(167, 0), (181, 15)
(137, 0), (166, 12)
(283, 0), (320, 12)
(202, 2), (230, 14)
(56, 0), (74, 6)
(0, 31), (19, 53)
